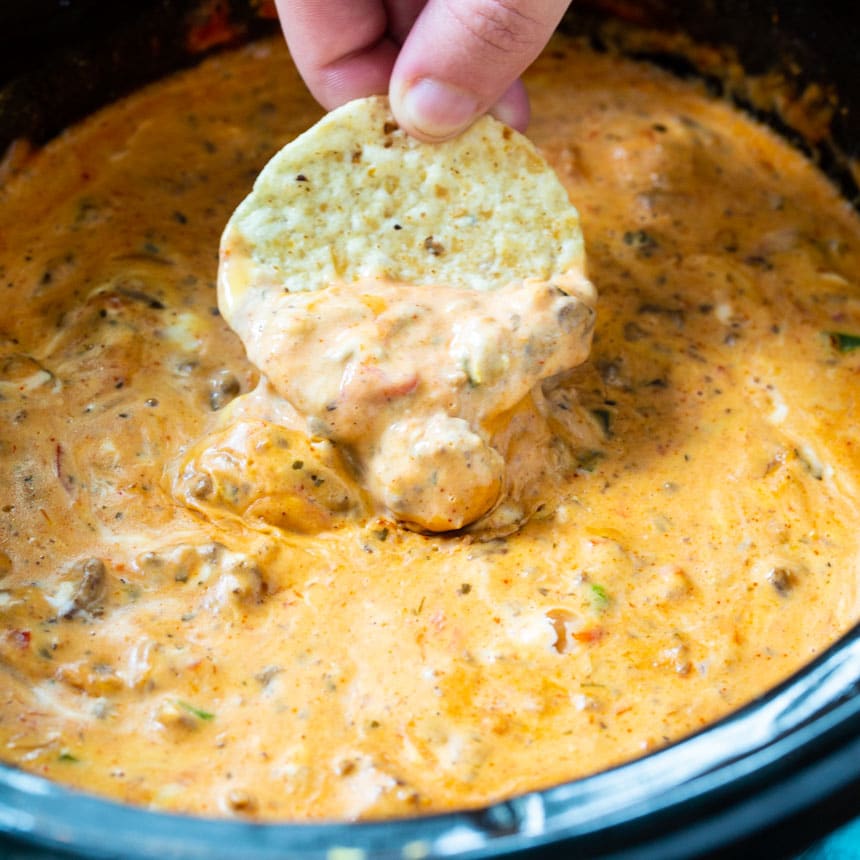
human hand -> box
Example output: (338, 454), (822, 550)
(275, 1), (572, 141)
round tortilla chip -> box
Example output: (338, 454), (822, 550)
(219, 95), (587, 313)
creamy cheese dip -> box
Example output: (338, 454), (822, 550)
(0, 36), (858, 821)
(212, 276), (595, 533)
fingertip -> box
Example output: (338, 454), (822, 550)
(390, 76), (530, 142)
(391, 78), (480, 142)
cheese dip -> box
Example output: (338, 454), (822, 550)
(0, 36), (858, 820)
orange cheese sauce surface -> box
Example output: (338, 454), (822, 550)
(1, 36), (859, 821)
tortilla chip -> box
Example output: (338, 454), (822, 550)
(219, 95), (587, 308)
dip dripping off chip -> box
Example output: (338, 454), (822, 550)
(217, 96), (596, 534)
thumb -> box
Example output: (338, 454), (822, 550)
(389, 0), (571, 141)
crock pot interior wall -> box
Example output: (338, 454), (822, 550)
(0, 2), (858, 859)
(572, 1), (859, 207)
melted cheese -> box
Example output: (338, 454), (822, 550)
(217, 276), (595, 532)
(0, 36), (859, 821)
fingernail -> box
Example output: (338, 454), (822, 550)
(489, 81), (530, 132)
(399, 78), (479, 141)
(489, 98), (521, 129)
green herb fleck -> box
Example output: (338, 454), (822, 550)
(58, 751), (79, 763)
(177, 700), (215, 721)
(590, 584), (611, 612)
(291, 460), (304, 470)
(373, 527), (389, 542)
(828, 332), (860, 352)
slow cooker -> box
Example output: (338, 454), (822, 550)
(1, 1), (858, 857)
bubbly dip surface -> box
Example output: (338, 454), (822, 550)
(1, 36), (859, 821)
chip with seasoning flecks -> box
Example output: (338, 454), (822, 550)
(218, 95), (588, 317)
